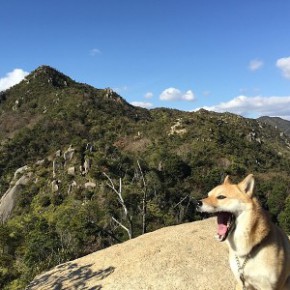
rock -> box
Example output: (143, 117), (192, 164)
(169, 118), (187, 136)
(63, 145), (75, 162)
(67, 166), (75, 176)
(12, 99), (20, 111)
(27, 218), (236, 290)
(83, 158), (91, 174)
(0, 173), (32, 222)
(13, 165), (29, 180)
(85, 143), (93, 152)
(52, 159), (62, 178)
(35, 159), (45, 166)
(84, 182), (96, 190)
(105, 87), (114, 98)
(68, 181), (77, 194)
(51, 180), (60, 192)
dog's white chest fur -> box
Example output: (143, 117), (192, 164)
(227, 213), (253, 256)
(229, 252), (278, 290)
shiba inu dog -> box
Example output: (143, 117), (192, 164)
(196, 174), (290, 290)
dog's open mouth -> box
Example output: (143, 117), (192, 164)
(216, 212), (235, 242)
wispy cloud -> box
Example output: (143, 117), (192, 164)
(0, 68), (29, 91)
(195, 95), (290, 120)
(113, 86), (128, 94)
(248, 59), (264, 71)
(160, 87), (195, 101)
(90, 48), (101, 56)
(276, 56), (290, 80)
(131, 101), (153, 109)
(144, 92), (153, 99)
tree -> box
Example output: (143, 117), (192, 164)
(103, 172), (133, 239)
(278, 196), (290, 234)
(267, 182), (288, 222)
(137, 160), (147, 234)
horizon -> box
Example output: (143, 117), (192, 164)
(1, 0), (290, 120)
(1, 63), (288, 122)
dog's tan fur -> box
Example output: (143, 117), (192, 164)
(198, 174), (290, 290)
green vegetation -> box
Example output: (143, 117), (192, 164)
(0, 66), (290, 289)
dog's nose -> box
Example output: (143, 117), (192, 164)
(196, 200), (203, 207)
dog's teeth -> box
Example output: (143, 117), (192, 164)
(215, 234), (225, 242)
(215, 234), (222, 241)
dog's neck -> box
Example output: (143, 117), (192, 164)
(227, 198), (271, 257)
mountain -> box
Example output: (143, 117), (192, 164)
(0, 65), (290, 289)
(258, 116), (290, 137)
(27, 218), (236, 290)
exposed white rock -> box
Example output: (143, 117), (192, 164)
(169, 118), (187, 136)
(13, 165), (29, 181)
(52, 159), (63, 178)
(86, 143), (93, 152)
(35, 159), (45, 166)
(0, 172), (32, 222)
(105, 87), (114, 98)
(63, 145), (75, 162)
(68, 181), (77, 194)
(27, 218), (236, 290)
(67, 166), (76, 176)
(12, 99), (20, 111)
(51, 180), (60, 192)
(84, 182), (96, 190)
(83, 159), (91, 174)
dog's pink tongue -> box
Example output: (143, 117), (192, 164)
(218, 224), (228, 235)
(217, 212), (229, 235)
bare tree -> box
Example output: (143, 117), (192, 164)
(137, 160), (147, 234)
(103, 172), (133, 239)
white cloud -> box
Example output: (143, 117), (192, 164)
(90, 48), (101, 56)
(182, 90), (195, 101)
(131, 101), (153, 109)
(113, 86), (128, 94)
(0, 68), (29, 91)
(202, 90), (211, 96)
(276, 56), (290, 80)
(196, 95), (290, 120)
(144, 92), (153, 99)
(248, 59), (264, 71)
(160, 87), (195, 101)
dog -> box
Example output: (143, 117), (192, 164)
(196, 174), (290, 290)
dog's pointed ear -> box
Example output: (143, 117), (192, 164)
(239, 174), (255, 197)
(223, 175), (231, 184)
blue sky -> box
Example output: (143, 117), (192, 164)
(1, 0), (290, 119)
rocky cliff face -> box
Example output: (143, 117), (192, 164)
(0, 166), (31, 221)
(27, 218), (236, 290)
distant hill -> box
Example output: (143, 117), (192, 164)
(0, 65), (290, 289)
(258, 116), (290, 137)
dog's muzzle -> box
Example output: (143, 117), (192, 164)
(194, 200), (235, 242)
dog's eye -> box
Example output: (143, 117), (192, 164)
(217, 195), (226, 200)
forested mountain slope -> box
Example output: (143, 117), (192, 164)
(258, 116), (290, 137)
(1, 65), (290, 289)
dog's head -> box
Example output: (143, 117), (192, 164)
(196, 174), (255, 241)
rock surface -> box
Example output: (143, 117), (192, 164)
(0, 171), (31, 222)
(27, 218), (236, 290)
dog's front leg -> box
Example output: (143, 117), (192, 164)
(235, 284), (243, 290)
(235, 283), (252, 290)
